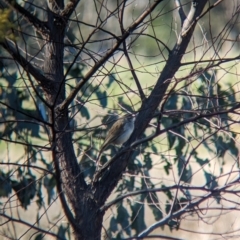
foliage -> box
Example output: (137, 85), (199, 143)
(0, 9), (15, 41)
(0, 0), (240, 240)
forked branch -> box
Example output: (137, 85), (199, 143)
(1, 0), (49, 36)
(58, 0), (164, 112)
(94, 0), (209, 205)
(0, 39), (51, 91)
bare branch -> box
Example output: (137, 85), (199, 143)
(0, 162), (54, 175)
(180, 0), (225, 37)
(138, 176), (240, 237)
(1, 0), (238, 238)
(94, 101), (240, 181)
(101, 178), (240, 212)
(125, 235), (185, 240)
(122, 40), (146, 101)
(175, 0), (186, 26)
(0, 136), (50, 149)
(0, 99), (51, 126)
(61, 0), (81, 18)
(58, 0), (164, 112)
(0, 39), (52, 92)
(94, 0), (209, 203)
(0, 213), (65, 240)
(1, 0), (49, 36)
(51, 138), (80, 231)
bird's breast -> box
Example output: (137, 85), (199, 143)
(114, 121), (134, 145)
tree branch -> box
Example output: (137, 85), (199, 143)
(122, 40), (146, 101)
(0, 162), (54, 176)
(61, 0), (81, 18)
(100, 185), (214, 213)
(0, 136), (50, 149)
(179, 0), (224, 38)
(0, 39), (53, 92)
(125, 235), (185, 240)
(93, 0), (209, 206)
(0, 213), (65, 240)
(1, 0), (49, 36)
(51, 143), (80, 231)
(175, 0), (186, 26)
(137, 175), (240, 237)
(94, 101), (240, 181)
(0, 99), (51, 126)
(58, 0), (164, 112)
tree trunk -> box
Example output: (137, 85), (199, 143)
(42, 3), (104, 240)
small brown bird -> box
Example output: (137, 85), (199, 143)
(97, 113), (137, 163)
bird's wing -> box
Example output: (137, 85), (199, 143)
(102, 120), (125, 147)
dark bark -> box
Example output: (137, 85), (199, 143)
(93, 0), (209, 206)
(0, 1), (209, 239)
(42, 2), (103, 239)
(1, 0), (49, 35)
(43, 1), (209, 239)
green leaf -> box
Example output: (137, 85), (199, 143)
(204, 171), (218, 189)
(151, 144), (158, 154)
(143, 153), (152, 170)
(116, 204), (131, 236)
(110, 217), (118, 233)
(165, 94), (178, 110)
(57, 225), (67, 240)
(175, 137), (186, 156)
(215, 136), (226, 158)
(36, 181), (44, 209)
(182, 97), (194, 118)
(167, 219), (179, 231)
(166, 197), (186, 230)
(163, 160), (172, 175)
(107, 73), (115, 87)
(167, 132), (176, 149)
(5, 72), (17, 86)
(0, 173), (12, 197)
(203, 139), (214, 153)
(146, 192), (163, 221)
(131, 204), (146, 232)
(214, 135), (238, 159)
(80, 105), (90, 119)
(196, 157), (209, 166)
(204, 172), (221, 203)
(130, 195), (146, 232)
(165, 200), (171, 214)
(229, 138), (239, 157)
(11, 176), (36, 209)
(96, 91), (107, 108)
(177, 158), (192, 183)
(162, 184), (173, 200)
(70, 65), (83, 77)
(34, 234), (44, 240)
(43, 176), (56, 205)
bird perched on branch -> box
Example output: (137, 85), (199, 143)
(97, 113), (137, 165)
